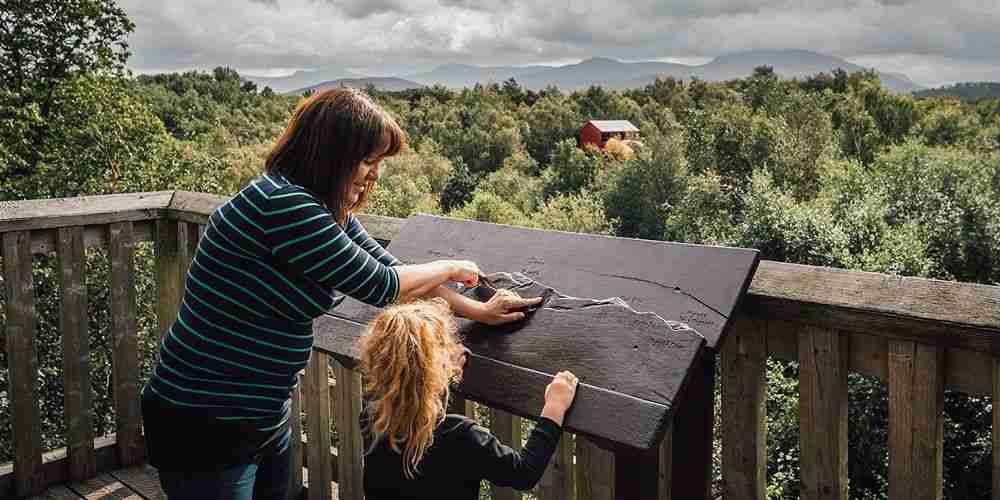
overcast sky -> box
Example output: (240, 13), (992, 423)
(119, 0), (1000, 87)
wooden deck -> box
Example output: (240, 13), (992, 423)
(30, 465), (164, 500)
(31, 464), (337, 500)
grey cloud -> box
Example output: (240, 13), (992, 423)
(119, 0), (1000, 86)
(320, 0), (412, 18)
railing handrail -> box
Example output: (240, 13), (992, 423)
(3, 190), (999, 354)
(5, 190), (1000, 499)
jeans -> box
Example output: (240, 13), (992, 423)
(157, 430), (292, 500)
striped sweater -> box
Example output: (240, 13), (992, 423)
(145, 174), (401, 432)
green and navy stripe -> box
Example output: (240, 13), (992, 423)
(146, 174), (401, 430)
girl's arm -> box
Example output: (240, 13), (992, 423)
(464, 371), (578, 491)
(428, 287), (543, 325)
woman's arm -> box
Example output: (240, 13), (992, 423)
(343, 214), (401, 267)
(395, 261), (477, 302)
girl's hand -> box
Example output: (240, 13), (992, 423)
(475, 289), (543, 325)
(541, 371), (579, 426)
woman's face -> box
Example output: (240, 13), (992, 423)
(350, 157), (381, 205)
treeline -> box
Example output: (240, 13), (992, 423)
(914, 81), (1000, 102)
(2, 2), (1000, 498)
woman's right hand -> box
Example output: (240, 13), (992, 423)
(444, 260), (481, 288)
(541, 371), (579, 426)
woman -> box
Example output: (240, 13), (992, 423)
(358, 299), (578, 500)
(140, 87), (540, 500)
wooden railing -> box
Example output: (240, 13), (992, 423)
(2, 191), (999, 499)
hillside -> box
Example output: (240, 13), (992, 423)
(401, 50), (923, 93)
(913, 82), (1000, 101)
(289, 77), (425, 95)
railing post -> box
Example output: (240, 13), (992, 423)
(721, 315), (767, 500)
(109, 221), (143, 467)
(670, 350), (716, 499)
(614, 446), (659, 499)
(58, 226), (96, 481)
(798, 325), (848, 500)
(538, 434), (575, 500)
(334, 362), (364, 500)
(658, 427), (672, 499)
(289, 373), (304, 500)
(577, 437), (614, 500)
(305, 352), (334, 500)
(154, 219), (182, 341)
(889, 341), (944, 500)
(3, 231), (44, 496)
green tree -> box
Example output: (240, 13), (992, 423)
(605, 131), (689, 239)
(0, 0), (134, 180)
(449, 190), (529, 226)
(530, 190), (616, 235)
(542, 139), (604, 198)
(521, 94), (582, 166)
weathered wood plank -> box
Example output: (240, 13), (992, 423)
(0, 435), (119, 498)
(154, 219), (182, 341)
(165, 191), (227, 223)
(177, 221), (198, 278)
(798, 326), (848, 500)
(889, 341), (944, 500)
(315, 313), (671, 451)
(721, 315), (766, 500)
(108, 222), (143, 467)
(109, 465), (166, 500)
(3, 231), (44, 496)
(378, 214), (758, 349)
(766, 320), (993, 396)
(747, 260), (1000, 355)
(306, 352), (334, 500)
(911, 343), (944, 500)
(334, 362), (364, 500)
(289, 374), (304, 500)
(577, 437), (614, 500)
(29, 484), (82, 500)
(27, 221), (155, 255)
(355, 213), (404, 242)
(670, 352), (715, 499)
(537, 434), (574, 500)
(0, 192), (172, 233)
(68, 473), (142, 500)
(327, 271), (707, 453)
(490, 409), (523, 500)
(58, 227), (96, 482)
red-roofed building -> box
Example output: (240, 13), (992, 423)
(579, 120), (640, 149)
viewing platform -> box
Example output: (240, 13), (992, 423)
(2, 191), (1000, 499)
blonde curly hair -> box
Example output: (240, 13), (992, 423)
(358, 298), (465, 478)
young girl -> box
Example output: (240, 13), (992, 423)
(359, 298), (579, 499)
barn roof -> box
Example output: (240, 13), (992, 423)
(587, 120), (639, 132)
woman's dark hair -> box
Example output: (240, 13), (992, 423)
(265, 87), (407, 223)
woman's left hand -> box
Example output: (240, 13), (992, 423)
(475, 289), (543, 325)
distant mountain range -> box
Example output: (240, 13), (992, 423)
(247, 49), (924, 94)
(913, 82), (1000, 102)
(290, 77), (426, 95)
